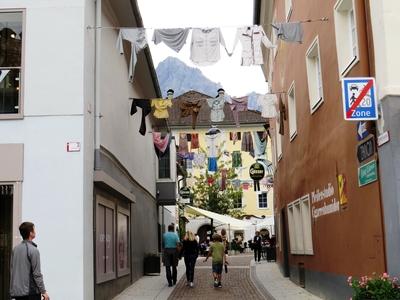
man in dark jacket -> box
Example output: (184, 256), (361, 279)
(253, 231), (262, 263)
(10, 222), (49, 300)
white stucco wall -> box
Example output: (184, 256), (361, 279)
(369, 0), (400, 98)
(99, 6), (157, 195)
(0, 1), (89, 299)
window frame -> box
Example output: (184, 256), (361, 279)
(306, 36), (324, 114)
(0, 9), (25, 119)
(117, 207), (130, 277)
(287, 82), (297, 141)
(233, 193), (242, 209)
(257, 191), (269, 209)
(333, 0), (360, 78)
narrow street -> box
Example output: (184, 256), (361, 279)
(168, 254), (265, 300)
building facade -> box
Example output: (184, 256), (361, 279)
(0, 1), (164, 299)
(257, 0), (386, 299)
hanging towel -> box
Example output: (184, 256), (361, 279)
(232, 151), (242, 168)
(193, 153), (206, 167)
(229, 132), (242, 144)
(130, 98), (152, 136)
(151, 98), (172, 119)
(241, 132), (254, 157)
(220, 169), (227, 191)
(180, 100), (202, 129)
(178, 133), (189, 156)
(116, 29), (148, 82)
(229, 97), (248, 127)
(207, 96), (225, 122)
(191, 133), (199, 150)
(253, 131), (267, 157)
(190, 28), (229, 66)
(273, 22), (303, 43)
(259, 94), (278, 118)
(231, 25), (276, 66)
(152, 28), (190, 52)
(152, 132), (170, 158)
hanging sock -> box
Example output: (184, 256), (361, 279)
(152, 28), (190, 52)
(180, 100), (202, 129)
(130, 98), (152, 136)
(116, 29), (148, 82)
(272, 22), (303, 43)
(190, 28), (230, 66)
(241, 132), (254, 157)
(229, 97), (248, 127)
(231, 25), (276, 66)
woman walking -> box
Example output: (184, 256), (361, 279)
(182, 231), (199, 287)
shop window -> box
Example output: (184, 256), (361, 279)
(96, 197), (116, 283)
(306, 37), (324, 113)
(287, 82), (297, 141)
(258, 192), (268, 209)
(117, 208), (130, 277)
(0, 11), (23, 117)
(334, 0), (359, 76)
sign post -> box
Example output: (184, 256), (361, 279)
(342, 77), (378, 121)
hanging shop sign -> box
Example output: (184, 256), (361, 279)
(342, 77), (378, 121)
(179, 187), (191, 199)
(249, 162), (265, 180)
(358, 160), (378, 187)
(357, 135), (375, 163)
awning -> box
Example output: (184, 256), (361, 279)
(185, 205), (253, 230)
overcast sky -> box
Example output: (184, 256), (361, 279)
(137, 0), (268, 97)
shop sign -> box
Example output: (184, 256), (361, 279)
(249, 162), (265, 181)
(358, 160), (378, 187)
(357, 136), (375, 163)
(179, 187), (191, 198)
(67, 142), (80, 152)
(377, 131), (390, 147)
(311, 183), (339, 219)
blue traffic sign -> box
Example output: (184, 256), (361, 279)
(342, 77), (378, 121)
(357, 121), (369, 141)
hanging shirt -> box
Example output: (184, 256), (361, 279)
(273, 22), (303, 43)
(152, 28), (190, 52)
(241, 132), (254, 157)
(232, 151), (242, 168)
(190, 133), (199, 150)
(178, 133), (189, 156)
(193, 153), (206, 167)
(258, 94), (278, 118)
(190, 28), (229, 66)
(229, 132), (241, 144)
(229, 97), (248, 127)
(247, 92), (262, 112)
(116, 29), (148, 82)
(206, 131), (221, 158)
(130, 98), (152, 136)
(231, 25), (276, 66)
(180, 100), (202, 129)
(253, 131), (267, 157)
(151, 98), (172, 119)
(207, 96), (226, 122)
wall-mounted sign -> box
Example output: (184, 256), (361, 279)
(357, 121), (369, 141)
(249, 162), (265, 181)
(179, 187), (191, 199)
(337, 174), (348, 206)
(377, 131), (390, 147)
(311, 183), (339, 219)
(67, 142), (81, 152)
(357, 135), (375, 163)
(358, 160), (378, 187)
(342, 77), (378, 121)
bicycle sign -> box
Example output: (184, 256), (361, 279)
(342, 77), (378, 121)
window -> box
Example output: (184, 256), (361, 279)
(96, 197), (116, 283)
(258, 192), (268, 209)
(306, 37), (324, 113)
(0, 11), (23, 117)
(287, 82), (297, 140)
(287, 195), (313, 255)
(158, 148), (170, 179)
(233, 193), (242, 208)
(285, 0), (293, 20)
(334, 0), (359, 76)
(117, 208), (130, 277)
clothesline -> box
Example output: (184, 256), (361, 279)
(128, 92), (285, 101)
(87, 18), (328, 30)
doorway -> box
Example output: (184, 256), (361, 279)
(0, 184), (13, 300)
(281, 208), (290, 277)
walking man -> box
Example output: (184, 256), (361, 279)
(253, 231), (262, 263)
(10, 222), (49, 300)
(163, 224), (180, 287)
(204, 234), (228, 288)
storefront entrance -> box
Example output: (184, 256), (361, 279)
(0, 184), (13, 300)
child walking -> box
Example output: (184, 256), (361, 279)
(204, 233), (228, 288)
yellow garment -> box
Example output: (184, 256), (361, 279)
(151, 98), (172, 119)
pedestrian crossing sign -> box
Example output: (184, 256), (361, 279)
(342, 77), (378, 121)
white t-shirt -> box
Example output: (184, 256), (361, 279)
(190, 28), (228, 66)
(259, 94), (278, 118)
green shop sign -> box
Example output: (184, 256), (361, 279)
(358, 160), (378, 187)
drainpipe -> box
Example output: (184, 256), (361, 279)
(94, 0), (102, 151)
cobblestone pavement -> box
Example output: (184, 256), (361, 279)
(167, 254), (266, 300)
